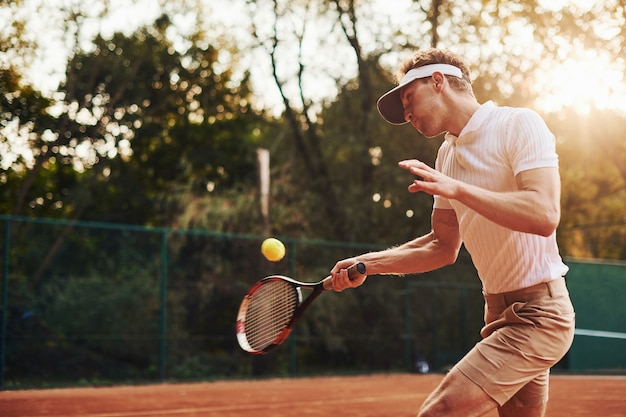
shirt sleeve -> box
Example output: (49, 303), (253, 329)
(507, 109), (559, 176)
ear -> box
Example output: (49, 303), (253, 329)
(431, 72), (446, 91)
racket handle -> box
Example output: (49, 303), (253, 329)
(322, 262), (367, 290)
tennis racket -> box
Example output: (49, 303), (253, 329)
(236, 262), (366, 354)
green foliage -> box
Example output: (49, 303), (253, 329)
(3, 223), (162, 384)
(1, 217), (485, 386)
(2, 15), (265, 227)
(1, 0), (625, 389)
(57, 17), (263, 226)
(0, 67), (61, 215)
(315, 59), (441, 243)
(550, 108), (626, 259)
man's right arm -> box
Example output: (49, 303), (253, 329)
(330, 208), (462, 290)
(361, 208), (462, 276)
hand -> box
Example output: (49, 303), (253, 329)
(329, 258), (367, 292)
(398, 159), (459, 199)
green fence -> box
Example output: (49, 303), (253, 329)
(565, 258), (626, 372)
(0, 215), (624, 389)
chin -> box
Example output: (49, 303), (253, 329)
(418, 129), (440, 139)
(414, 124), (439, 138)
(425, 133), (444, 139)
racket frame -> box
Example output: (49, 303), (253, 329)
(236, 262), (366, 354)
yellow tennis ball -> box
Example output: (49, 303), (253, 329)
(261, 238), (285, 262)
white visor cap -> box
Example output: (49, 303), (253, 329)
(376, 64), (464, 125)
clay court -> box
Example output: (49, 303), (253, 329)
(1, 373), (625, 417)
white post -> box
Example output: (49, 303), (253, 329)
(257, 148), (270, 234)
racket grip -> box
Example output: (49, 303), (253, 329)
(349, 262), (367, 278)
(323, 262), (367, 290)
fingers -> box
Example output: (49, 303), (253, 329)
(399, 160), (434, 181)
(408, 181), (424, 193)
(330, 259), (354, 275)
(398, 159), (431, 173)
(399, 159), (446, 196)
(329, 260), (366, 292)
(329, 268), (347, 292)
(399, 160), (429, 192)
(398, 159), (418, 172)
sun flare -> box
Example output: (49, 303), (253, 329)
(533, 49), (626, 115)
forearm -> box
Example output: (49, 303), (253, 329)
(402, 161), (561, 237)
(454, 179), (560, 237)
(358, 233), (459, 276)
(330, 209), (461, 289)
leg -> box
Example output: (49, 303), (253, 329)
(417, 367), (497, 417)
(497, 371), (549, 417)
(498, 402), (546, 417)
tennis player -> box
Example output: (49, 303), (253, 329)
(329, 48), (575, 417)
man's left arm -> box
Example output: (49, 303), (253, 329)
(457, 166), (561, 236)
(399, 160), (561, 237)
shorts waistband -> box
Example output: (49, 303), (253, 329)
(483, 277), (568, 307)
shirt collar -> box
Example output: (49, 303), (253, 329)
(445, 101), (496, 144)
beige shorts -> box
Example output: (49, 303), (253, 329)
(456, 277), (575, 407)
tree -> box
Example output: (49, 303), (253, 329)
(2, 13), (264, 225)
(0, 0), (62, 216)
(1, 13), (276, 383)
(240, 0), (626, 258)
(0, 68), (60, 215)
(553, 108), (626, 260)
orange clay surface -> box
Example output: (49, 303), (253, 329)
(1, 373), (625, 417)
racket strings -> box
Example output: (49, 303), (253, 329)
(244, 280), (298, 351)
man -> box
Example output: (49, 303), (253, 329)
(329, 48), (575, 417)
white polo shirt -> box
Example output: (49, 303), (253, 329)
(433, 101), (569, 293)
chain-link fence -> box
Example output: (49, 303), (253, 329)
(1, 215), (623, 389)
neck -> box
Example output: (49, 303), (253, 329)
(447, 96), (481, 137)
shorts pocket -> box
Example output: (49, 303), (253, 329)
(481, 302), (533, 338)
